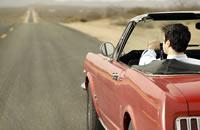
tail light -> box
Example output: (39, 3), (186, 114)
(176, 117), (200, 130)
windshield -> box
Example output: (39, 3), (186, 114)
(123, 20), (200, 53)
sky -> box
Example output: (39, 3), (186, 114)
(0, 0), (199, 7)
(0, 0), (167, 6)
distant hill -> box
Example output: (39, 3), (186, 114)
(51, 1), (172, 8)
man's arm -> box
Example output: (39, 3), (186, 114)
(139, 49), (157, 65)
(139, 40), (160, 65)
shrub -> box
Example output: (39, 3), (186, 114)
(83, 11), (103, 21)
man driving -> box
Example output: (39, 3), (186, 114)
(139, 23), (200, 65)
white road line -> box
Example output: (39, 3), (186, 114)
(24, 8), (39, 24)
(32, 8), (39, 23)
(24, 9), (31, 24)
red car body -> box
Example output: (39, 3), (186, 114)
(82, 12), (200, 130)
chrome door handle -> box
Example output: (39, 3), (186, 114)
(112, 73), (119, 80)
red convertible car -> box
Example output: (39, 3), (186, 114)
(81, 11), (200, 130)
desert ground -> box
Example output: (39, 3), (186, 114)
(62, 10), (200, 51)
(62, 19), (125, 46)
(0, 7), (27, 23)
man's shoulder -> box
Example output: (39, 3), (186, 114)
(187, 57), (200, 65)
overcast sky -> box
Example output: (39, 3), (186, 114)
(0, 0), (199, 7)
(0, 0), (167, 6)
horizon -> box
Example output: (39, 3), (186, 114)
(0, 0), (199, 8)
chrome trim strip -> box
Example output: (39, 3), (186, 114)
(176, 118), (181, 130)
(187, 118), (191, 130)
(130, 14), (148, 23)
(99, 118), (108, 130)
(198, 117), (200, 130)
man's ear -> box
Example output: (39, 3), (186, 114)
(166, 40), (171, 47)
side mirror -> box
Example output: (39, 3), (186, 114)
(100, 42), (115, 57)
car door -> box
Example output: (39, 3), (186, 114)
(93, 57), (124, 129)
(93, 22), (134, 129)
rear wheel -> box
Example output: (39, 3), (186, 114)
(128, 121), (133, 130)
(87, 85), (104, 130)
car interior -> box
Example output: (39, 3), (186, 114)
(117, 19), (200, 74)
(119, 47), (200, 66)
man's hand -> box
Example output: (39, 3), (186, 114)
(147, 40), (160, 50)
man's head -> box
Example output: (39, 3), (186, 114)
(162, 23), (191, 54)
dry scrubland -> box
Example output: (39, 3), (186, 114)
(34, 6), (124, 23)
(35, 6), (200, 25)
(0, 8), (27, 23)
(0, 6), (199, 24)
(0, 6), (199, 25)
(35, 6), (200, 44)
(35, 6), (163, 25)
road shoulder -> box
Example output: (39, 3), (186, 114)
(61, 19), (125, 46)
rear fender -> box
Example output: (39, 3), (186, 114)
(86, 72), (100, 116)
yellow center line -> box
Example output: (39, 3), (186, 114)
(9, 27), (14, 32)
(1, 34), (7, 39)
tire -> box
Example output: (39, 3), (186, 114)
(87, 85), (104, 130)
(128, 121), (133, 130)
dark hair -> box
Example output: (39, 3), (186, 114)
(162, 23), (191, 52)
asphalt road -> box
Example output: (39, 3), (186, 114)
(0, 24), (14, 35)
(0, 22), (100, 130)
(28, 10), (34, 23)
